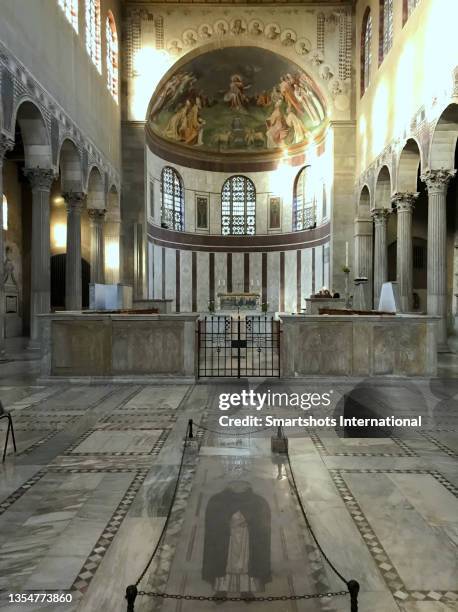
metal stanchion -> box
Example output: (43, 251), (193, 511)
(188, 419), (193, 439)
(347, 579), (360, 611)
(125, 585), (138, 612)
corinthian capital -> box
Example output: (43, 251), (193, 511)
(420, 168), (456, 193)
(63, 191), (86, 213)
(23, 167), (57, 191)
(392, 191), (418, 213)
(0, 133), (15, 159)
(88, 208), (107, 224)
(370, 207), (391, 225)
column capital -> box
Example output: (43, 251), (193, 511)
(0, 134), (15, 160)
(63, 191), (86, 213)
(420, 168), (456, 193)
(88, 208), (107, 224)
(370, 208), (391, 224)
(23, 167), (57, 191)
(392, 191), (418, 213)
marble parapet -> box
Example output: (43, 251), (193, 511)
(39, 313), (198, 379)
(280, 314), (438, 377)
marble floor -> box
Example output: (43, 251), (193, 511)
(0, 340), (457, 611)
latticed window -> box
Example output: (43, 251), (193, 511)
(361, 9), (372, 94)
(293, 167), (316, 231)
(221, 176), (256, 236)
(58, 0), (78, 32)
(86, 0), (101, 72)
(380, 0), (393, 62)
(161, 167), (184, 231)
(106, 11), (118, 101)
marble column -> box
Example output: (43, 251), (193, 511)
(354, 217), (374, 307)
(421, 169), (456, 350)
(392, 191), (418, 313)
(64, 192), (85, 311)
(371, 208), (391, 308)
(24, 168), (57, 346)
(88, 209), (106, 284)
(0, 135), (15, 359)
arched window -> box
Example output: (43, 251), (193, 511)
(293, 167), (316, 231)
(361, 8), (372, 95)
(403, 0), (420, 25)
(58, 0), (78, 32)
(221, 176), (256, 236)
(161, 167), (184, 231)
(2, 194), (7, 230)
(379, 0), (393, 63)
(86, 0), (101, 72)
(106, 11), (119, 101)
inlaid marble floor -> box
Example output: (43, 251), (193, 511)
(0, 349), (457, 611)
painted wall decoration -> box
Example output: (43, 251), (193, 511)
(148, 47), (326, 154)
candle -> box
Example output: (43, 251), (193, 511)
(345, 241), (349, 267)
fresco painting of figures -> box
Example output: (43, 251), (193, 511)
(148, 47), (326, 153)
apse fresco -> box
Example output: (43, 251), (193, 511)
(148, 47), (326, 153)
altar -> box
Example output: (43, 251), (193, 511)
(217, 292), (260, 311)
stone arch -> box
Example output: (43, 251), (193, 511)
(13, 99), (52, 168)
(397, 138), (422, 192)
(374, 165), (392, 208)
(86, 165), (106, 209)
(58, 138), (83, 193)
(429, 103), (458, 169)
(357, 184), (371, 218)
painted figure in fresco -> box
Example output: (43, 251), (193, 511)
(266, 101), (289, 148)
(265, 25), (280, 40)
(163, 100), (191, 140)
(183, 98), (205, 145)
(168, 40), (182, 56)
(296, 40), (311, 55)
(285, 105), (309, 144)
(250, 22), (263, 36)
(149, 73), (181, 115)
(231, 19), (246, 35)
(294, 75), (325, 124)
(215, 22), (228, 36)
(224, 74), (251, 111)
(279, 75), (303, 114)
(200, 25), (212, 39)
(184, 31), (197, 46)
(282, 31), (296, 47)
(202, 482), (271, 598)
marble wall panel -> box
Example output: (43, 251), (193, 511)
(267, 252), (280, 312)
(301, 248), (313, 303)
(231, 252), (244, 294)
(214, 252), (227, 293)
(153, 244), (162, 299)
(164, 247), (176, 303)
(250, 252), (262, 294)
(51, 320), (112, 376)
(196, 251), (209, 311)
(112, 321), (185, 375)
(284, 250), (297, 312)
(180, 250), (193, 312)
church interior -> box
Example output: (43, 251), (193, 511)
(0, 0), (457, 610)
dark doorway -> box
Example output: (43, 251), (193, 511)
(51, 254), (91, 310)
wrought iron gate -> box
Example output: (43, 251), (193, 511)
(197, 315), (280, 378)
